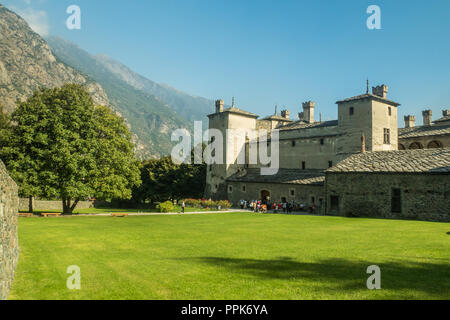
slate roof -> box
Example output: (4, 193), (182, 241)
(398, 124), (450, 139)
(227, 168), (326, 185)
(261, 115), (292, 122)
(327, 149), (450, 173)
(278, 120), (338, 131)
(336, 93), (400, 107)
(208, 107), (259, 118)
(434, 114), (450, 124)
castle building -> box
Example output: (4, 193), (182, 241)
(205, 84), (450, 221)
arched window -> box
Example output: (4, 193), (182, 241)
(398, 144), (406, 150)
(409, 142), (423, 149)
(427, 141), (443, 149)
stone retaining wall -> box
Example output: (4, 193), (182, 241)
(19, 198), (94, 212)
(0, 160), (20, 300)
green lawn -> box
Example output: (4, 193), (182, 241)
(9, 212), (450, 300)
(20, 206), (209, 215)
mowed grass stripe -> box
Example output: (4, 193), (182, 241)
(9, 212), (450, 300)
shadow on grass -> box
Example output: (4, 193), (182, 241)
(179, 256), (450, 296)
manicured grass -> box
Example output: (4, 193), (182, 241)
(9, 213), (450, 300)
(20, 206), (209, 215)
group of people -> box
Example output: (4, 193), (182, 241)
(240, 199), (317, 214)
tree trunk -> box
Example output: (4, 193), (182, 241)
(62, 198), (79, 215)
(28, 195), (34, 213)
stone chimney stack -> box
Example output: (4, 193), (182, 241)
(298, 112), (304, 121)
(443, 109), (450, 117)
(281, 110), (290, 119)
(404, 115), (415, 128)
(361, 132), (366, 153)
(422, 109), (432, 126)
(215, 99), (224, 113)
(302, 101), (315, 123)
(372, 85), (388, 98)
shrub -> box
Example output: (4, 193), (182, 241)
(182, 198), (231, 210)
(156, 201), (175, 213)
(217, 200), (231, 209)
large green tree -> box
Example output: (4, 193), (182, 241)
(133, 152), (206, 204)
(0, 84), (141, 214)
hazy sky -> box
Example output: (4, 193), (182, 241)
(4, 0), (450, 124)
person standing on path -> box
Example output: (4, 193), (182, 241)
(181, 201), (185, 213)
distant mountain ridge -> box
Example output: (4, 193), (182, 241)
(0, 5), (109, 113)
(93, 52), (214, 122)
(46, 36), (216, 158)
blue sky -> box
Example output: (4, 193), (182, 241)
(4, 0), (450, 124)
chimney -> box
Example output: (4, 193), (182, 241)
(215, 99), (224, 113)
(298, 112), (304, 121)
(280, 110), (290, 119)
(443, 109), (450, 117)
(404, 115), (415, 128)
(361, 132), (366, 153)
(302, 101), (315, 123)
(371, 85), (388, 98)
(422, 109), (432, 126)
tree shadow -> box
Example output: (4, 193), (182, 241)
(178, 256), (450, 296)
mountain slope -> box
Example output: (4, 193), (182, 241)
(0, 5), (109, 113)
(94, 53), (214, 122)
(46, 36), (192, 158)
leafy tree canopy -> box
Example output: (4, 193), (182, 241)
(0, 84), (141, 214)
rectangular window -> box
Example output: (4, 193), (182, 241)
(228, 185), (233, 193)
(384, 128), (390, 144)
(302, 161), (306, 170)
(328, 161), (333, 168)
(320, 138), (324, 145)
(290, 189), (295, 196)
(391, 188), (401, 213)
(291, 140), (296, 147)
(330, 196), (339, 211)
(349, 107), (354, 116)
(242, 185), (246, 192)
(388, 107), (392, 116)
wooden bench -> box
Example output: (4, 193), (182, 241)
(111, 213), (128, 217)
(18, 213), (33, 218)
(41, 213), (61, 218)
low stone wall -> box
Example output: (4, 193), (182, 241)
(19, 198), (94, 212)
(326, 172), (450, 222)
(0, 160), (20, 300)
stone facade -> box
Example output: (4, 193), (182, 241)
(326, 172), (450, 222)
(0, 160), (19, 300)
(325, 149), (450, 222)
(206, 84), (449, 222)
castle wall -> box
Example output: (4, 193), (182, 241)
(399, 135), (450, 149)
(227, 181), (325, 211)
(325, 172), (450, 222)
(0, 160), (20, 300)
(371, 100), (398, 151)
(337, 99), (373, 154)
(277, 133), (338, 169)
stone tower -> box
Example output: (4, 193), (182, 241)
(336, 84), (400, 157)
(205, 99), (258, 200)
(302, 101), (315, 123)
